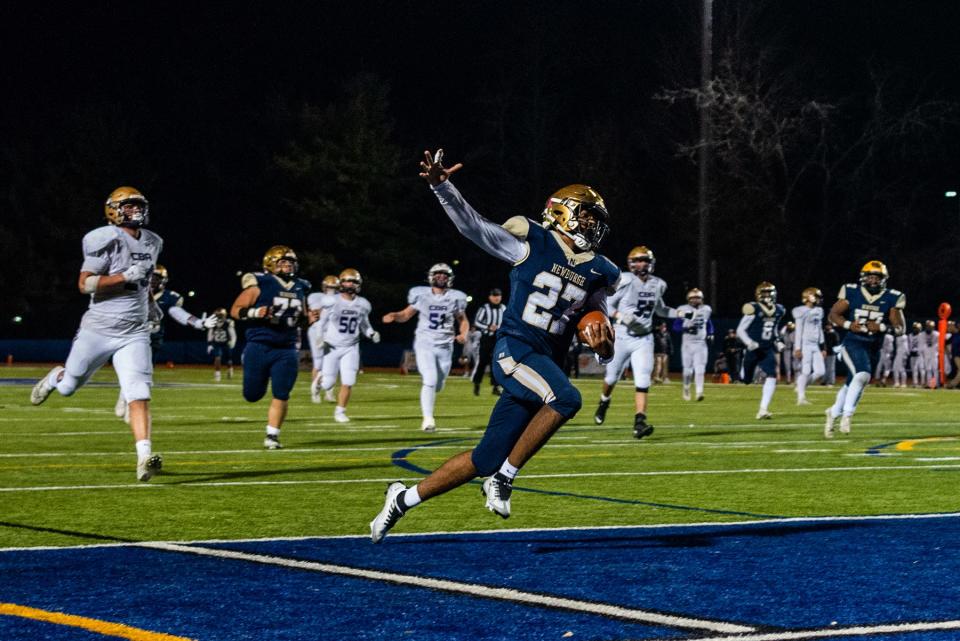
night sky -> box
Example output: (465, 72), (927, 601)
(4, 1), (960, 339)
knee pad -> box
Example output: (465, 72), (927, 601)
(852, 371), (871, 386)
(123, 381), (152, 402)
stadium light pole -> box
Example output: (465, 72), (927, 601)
(698, 0), (714, 302)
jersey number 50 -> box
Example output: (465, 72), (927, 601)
(522, 272), (587, 335)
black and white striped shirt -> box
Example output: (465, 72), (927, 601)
(474, 303), (505, 337)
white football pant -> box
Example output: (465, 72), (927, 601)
(604, 334), (654, 389)
(58, 328), (153, 402)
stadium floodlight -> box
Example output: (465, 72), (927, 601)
(187, 291), (195, 297)
(946, 191), (957, 198)
(12, 316), (22, 323)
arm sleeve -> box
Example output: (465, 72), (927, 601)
(653, 282), (678, 318)
(706, 319), (715, 336)
(228, 322), (237, 348)
(671, 319), (684, 333)
(168, 305), (201, 328)
(431, 181), (528, 264)
(80, 230), (114, 274)
(736, 315), (754, 345)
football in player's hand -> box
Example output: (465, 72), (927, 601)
(577, 310), (611, 346)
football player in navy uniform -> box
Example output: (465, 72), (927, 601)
(736, 282), (786, 419)
(370, 149), (617, 543)
(824, 261), (905, 437)
(207, 308), (237, 381)
(231, 245), (311, 449)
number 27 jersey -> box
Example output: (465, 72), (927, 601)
(409, 287), (468, 347)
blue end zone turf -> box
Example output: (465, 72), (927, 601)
(1, 516), (959, 640)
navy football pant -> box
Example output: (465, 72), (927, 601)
(242, 341), (299, 402)
(471, 337), (581, 476)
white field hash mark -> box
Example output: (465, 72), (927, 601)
(136, 541), (756, 634)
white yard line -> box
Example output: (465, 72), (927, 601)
(136, 541), (756, 634)
(2, 462), (959, 492)
(673, 619), (960, 641)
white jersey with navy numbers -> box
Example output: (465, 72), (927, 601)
(79, 225), (163, 336)
(608, 273), (673, 338)
(792, 305), (825, 347)
(676, 304), (713, 344)
(320, 295), (374, 348)
(408, 286), (468, 347)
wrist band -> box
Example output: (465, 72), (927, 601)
(246, 307), (261, 319)
(878, 322), (887, 333)
(842, 320), (851, 330)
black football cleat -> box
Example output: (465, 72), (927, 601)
(633, 415), (654, 440)
(594, 399), (610, 425)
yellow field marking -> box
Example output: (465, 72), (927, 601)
(895, 437), (958, 452)
(0, 603), (195, 640)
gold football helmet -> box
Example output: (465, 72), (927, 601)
(339, 268), (362, 293)
(912, 321), (922, 332)
(151, 264), (169, 291)
(322, 274), (341, 293)
(428, 263), (454, 288)
(542, 184), (610, 251)
(104, 186), (149, 227)
(755, 281), (777, 305)
(860, 260), (888, 294)
(801, 287), (822, 304)
(924, 319), (936, 331)
(213, 307), (228, 319)
(686, 288), (703, 303)
(262, 245), (298, 278)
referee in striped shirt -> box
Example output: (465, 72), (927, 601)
(472, 288), (505, 396)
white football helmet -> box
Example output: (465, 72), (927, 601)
(428, 263), (454, 288)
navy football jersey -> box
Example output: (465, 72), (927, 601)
(740, 301), (786, 347)
(242, 272), (311, 348)
(499, 220), (620, 363)
(150, 288), (184, 346)
(837, 283), (905, 346)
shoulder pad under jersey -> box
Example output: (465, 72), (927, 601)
(742, 302), (757, 316)
(298, 277), (312, 291)
(241, 272), (261, 289)
(82, 225), (122, 254)
(139, 228), (164, 250)
(502, 216), (533, 240)
(408, 286), (430, 305)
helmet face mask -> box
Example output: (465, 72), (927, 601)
(686, 288), (703, 306)
(801, 287), (822, 305)
(428, 263), (454, 288)
(859, 260), (888, 294)
(263, 245), (298, 281)
(755, 281), (777, 306)
(105, 186), (149, 228)
(338, 268), (362, 294)
(627, 246), (655, 277)
(542, 184), (610, 251)
(322, 275), (341, 294)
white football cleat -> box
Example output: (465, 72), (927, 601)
(213, 371), (222, 382)
(114, 392), (127, 418)
(370, 481), (407, 544)
(797, 398), (811, 406)
(755, 409), (773, 420)
(324, 389), (336, 403)
(30, 366), (63, 406)
(421, 417), (436, 433)
(482, 475), (512, 519)
(263, 434), (282, 450)
(137, 454), (163, 482)
(839, 415), (852, 434)
(334, 411), (350, 423)
(682, 387), (692, 401)
(824, 408), (835, 439)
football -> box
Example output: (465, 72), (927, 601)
(576, 310), (611, 345)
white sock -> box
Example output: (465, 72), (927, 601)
(759, 377), (777, 411)
(600, 393), (611, 402)
(420, 385), (436, 419)
(135, 439), (151, 459)
(694, 372), (704, 396)
(400, 485), (422, 510)
(830, 386), (847, 418)
(796, 373), (808, 400)
(335, 405), (346, 414)
(842, 376), (868, 416)
(498, 460), (520, 480)
(266, 425), (280, 437)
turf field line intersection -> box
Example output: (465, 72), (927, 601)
(662, 618), (960, 641)
(134, 541), (759, 634)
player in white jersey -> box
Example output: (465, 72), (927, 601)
(673, 288), (713, 401)
(780, 322), (796, 383)
(318, 268), (380, 423)
(918, 320), (939, 386)
(593, 246), (684, 438)
(382, 263), (469, 432)
(891, 331), (909, 387)
(874, 332), (895, 386)
(792, 287), (826, 405)
(308, 274), (341, 403)
(30, 186), (163, 482)
(908, 322), (922, 386)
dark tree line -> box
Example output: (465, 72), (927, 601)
(3, 1), (960, 340)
